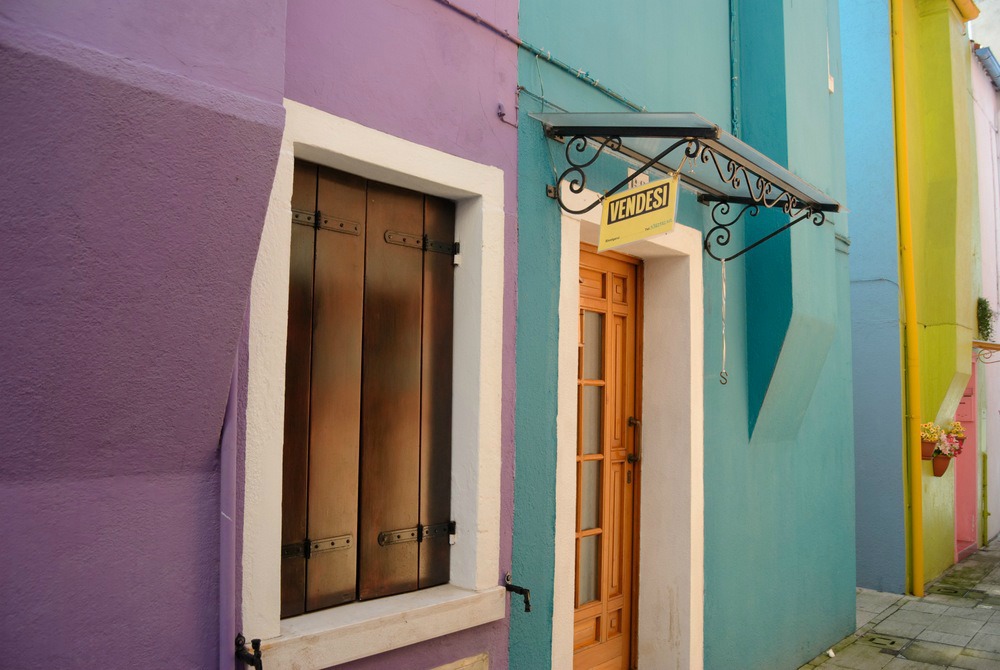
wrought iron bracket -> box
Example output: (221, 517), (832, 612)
(974, 341), (1000, 364)
(548, 133), (830, 262)
(700, 199), (826, 262)
(553, 135), (695, 216)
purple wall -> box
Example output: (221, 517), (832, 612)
(2, 0), (518, 666)
(282, 1), (519, 667)
(0, 4), (284, 667)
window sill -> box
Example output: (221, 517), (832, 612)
(261, 585), (507, 669)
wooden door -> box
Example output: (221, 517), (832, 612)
(574, 246), (641, 670)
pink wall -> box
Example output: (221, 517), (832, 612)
(956, 367), (978, 558)
(972, 54), (1000, 542)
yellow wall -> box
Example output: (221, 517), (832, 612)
(902, 0), (978, 581)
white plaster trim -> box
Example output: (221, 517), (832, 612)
(243, 99), (505, 663)
(263, 586), (505, 668)
(554, 184), (704, 669)
(552, 214), (581, 670)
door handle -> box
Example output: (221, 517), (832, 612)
(627, 416), (641, 463)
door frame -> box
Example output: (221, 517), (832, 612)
(553, 184), (705, 668)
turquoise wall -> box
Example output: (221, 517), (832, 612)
(706, 2), (856, 666)
(512, 2), (730, 665)
(739, 0), (793, 433)
(514, 1), (855, 667)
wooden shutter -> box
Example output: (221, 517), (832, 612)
(281, 160), (453, 614)
(419, 196), (454, 588)
(358, 182), (425, 599)
(280, 160), (317, 618)
(305, 167), (366, 610)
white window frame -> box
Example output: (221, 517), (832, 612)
(552, 184), (704, 669)
(242, 99), (506, 669)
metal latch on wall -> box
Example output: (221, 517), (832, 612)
(281, 533), (353, 560)
(235, 634), (263, 670)
(377, 521), (456, 546)
(504, 572), (531, 613)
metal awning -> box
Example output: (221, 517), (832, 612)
(530, 112), (842, 261)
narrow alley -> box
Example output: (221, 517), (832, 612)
(804, 540), (1000, 669)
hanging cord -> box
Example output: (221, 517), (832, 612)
(720, 259), (728, 385)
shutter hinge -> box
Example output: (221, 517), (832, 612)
(385, 230), (459, 256)
(292, 208), (360, 235)
(378, 521), (456, 546)
(291, 208), (316, 227)
(424, 236), (460, 256)
(281, 533), (353, 560)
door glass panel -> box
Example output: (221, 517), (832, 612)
(580, 460), (601, 531)
(583, 311), (604, 380)
(581, 386), (603, 455)
(578, 535), (601, 606)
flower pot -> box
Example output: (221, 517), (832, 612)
(921, 441), (937, 460)
(932, 455), (951, 477)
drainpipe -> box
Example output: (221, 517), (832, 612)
(891, 0), (925, 597)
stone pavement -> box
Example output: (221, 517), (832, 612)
(800, 540), (1000, 669)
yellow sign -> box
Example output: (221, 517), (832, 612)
(598, 175), (679, 251)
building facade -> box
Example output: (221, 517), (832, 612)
(972, 40), (1000, 546)
(844, 0), (982, 596)
(512, 1), (855, 668)
(2, 1), (519, 668)
(4, 1), (859, 669)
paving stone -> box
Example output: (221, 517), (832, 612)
(916, 630), (974, 647)
(858, 610), (881, 628)
(890, 611), (945, 627)
(926, 595), (980, 609)
(870, 607), (905, 628)
(898, 640), (963, 666)
(967, 632), (1000, 654)
(823, 642), (894, 669)
(903, 602), (953, 615)
(947, 651), (1000, 669)
(875, 618), (932, 639)
(884, 657), (948, 668)
(857, 624), (879, 637)
(977, 623), (1000, 637)
(957, 647), (1000, 661)
(946, 608), (996, 622)
(927, 616), (988, 637)
(836, 636), (865, 652)
(860, 590), (908, 613)
(940, 580), (981, 590)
